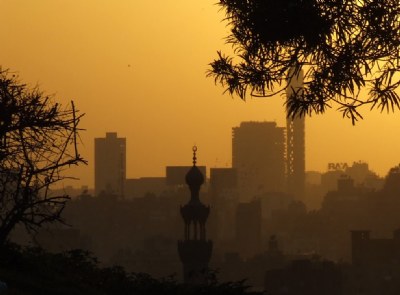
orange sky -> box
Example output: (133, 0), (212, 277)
(1, 0), (400, 188)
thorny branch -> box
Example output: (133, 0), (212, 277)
(0, 69), (86, 244)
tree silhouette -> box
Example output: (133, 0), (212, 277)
(0, 244), (262, 295)
(208, 0), (400, 123)
(0, 69), (86, 245)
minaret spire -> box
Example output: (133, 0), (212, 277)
(178, 146), (213, 285)
(192, 145), (197, 166)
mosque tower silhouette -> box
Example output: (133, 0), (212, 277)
(178, 146), (213, 284)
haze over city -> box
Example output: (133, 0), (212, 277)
(2, 0), (400, 294)
(1, 0), (400, 189)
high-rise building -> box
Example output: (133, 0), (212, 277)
(232, 121), (286, 201)
(286, 69), (306, 200)
(94, 132), (126, 196)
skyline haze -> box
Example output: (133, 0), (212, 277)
(1, 0), (400, 188)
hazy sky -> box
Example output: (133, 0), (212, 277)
(1, 0), (400, 188)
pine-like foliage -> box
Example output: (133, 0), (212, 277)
(208, 0), (400, 123)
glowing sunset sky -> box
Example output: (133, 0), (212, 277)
(1, 0), (400, 187)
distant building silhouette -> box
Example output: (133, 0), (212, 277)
(124, 177), (167, 198)
(50, 185), (94, 199)
(351, 229), (400, 267)
(220, 235), (285, 290)
(264, 259), (342, 295)
(259, 191), (293, 219)
(36, 226), (90, 253)
(348, 228), (400, 294)
(95, 132), (126, 196)
(178, 147), (212, 284)
(209, 168), (238, 242)
(232, 121), (285, 201)
(235, 199), (262, 258)
(286, 69), (306, 201)
(321, 161), (383, 193)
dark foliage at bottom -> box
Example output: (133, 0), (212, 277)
(0, 243), (261, 295)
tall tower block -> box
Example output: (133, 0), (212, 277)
(232, 122), (286, 201)
(94, 132), (126, 197)
(286, 70), (305, 200)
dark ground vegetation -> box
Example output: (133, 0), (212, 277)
(0, 243), (262, 295)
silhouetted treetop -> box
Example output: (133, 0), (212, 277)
(0, 244), (262, 295)
(208, 0), (400, 123)
(0, 69), (86, 244)
(383, 165), (400, 194)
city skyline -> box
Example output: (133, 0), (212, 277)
(88, 127), (384, 201)
(65, 121), (398, 190)
(1, 1), (400, 189)
(1, 1), (400, 292)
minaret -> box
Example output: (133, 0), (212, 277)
(178, 146), (213, 284)
(286, 69), (306, 200)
